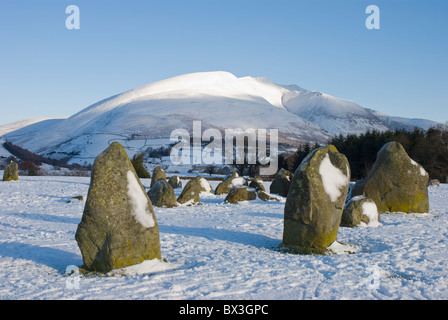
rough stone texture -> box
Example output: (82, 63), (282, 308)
(167, 175), (182, 189)
(249, 177), (265, 192)
(225, 186), (256, 204)
(150, 166), (166, 188)
(270, 168), (293, 197)
(75, 142), (161, 273)
(147, 179), (178, 208)
(177, 176), (212, 205)
(351, 141), (429, 213)
(215, 171), (246, 195)
(3, 161), (19, 181)
(341, 196), (380, 227)
(257, 190), (279, 201)
(282, 145), (350, 254)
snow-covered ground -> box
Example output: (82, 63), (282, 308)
(0, 174), (447, 300)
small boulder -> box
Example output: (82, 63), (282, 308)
(215, 171), (246, 195)
(282, 145), (350, 254)
(177, 176), (212, 205)
(150, 166), (166, 188)
(3, 161), (19, 181)
(225, 185), (256, 204)
(167, 175), (182, 189)
(351, 141), (429, 213)
(257, 190), (279, 201)
(428, 179), (440, 187)
(147, 179), (178, 208)
(249, 177), (265, 192)
(269, 168), (293, 197)
(341, 196), (380, 227)
(75, 142), (161, 273)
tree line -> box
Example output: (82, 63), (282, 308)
(279, 126), (448, 182)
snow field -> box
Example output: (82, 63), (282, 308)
(0, 175), (447, 300)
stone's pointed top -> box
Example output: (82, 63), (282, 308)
(151, 166), (167, 188)
(351, 141), (429, 213)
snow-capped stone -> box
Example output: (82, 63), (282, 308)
(341, 196), (381, 227)
(75, 142), (161, 272)
(351, 141), (429, 213)
(282, 145), (350, 254)
(177, 176), (212, 205)
(215, 171), (246, 195)
(167, 175), (182, 189)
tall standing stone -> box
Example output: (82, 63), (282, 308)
(282, 145), (350, 254)
(350, 141), (429, 213)
(3, 161), (19, 181)
(75, 142), (161, 273)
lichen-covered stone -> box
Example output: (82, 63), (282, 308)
(150, 166), (166, 188)
(341, 196), (380, 227)
(351, 141), (429, 213)
(215, 171), (246, 195)
(282, 145), (350, 254)
(3, 161), (19, 181)
(225, 186), (256, 204)
(269, 168), (293, 197)
(167, 175), (182, 189)
(147, 179), (178, 208)
(177, 176), (212, 205)
(75, 142), (161, 273)
(249, 177), (265, 192)
(257, 190), (279, 201)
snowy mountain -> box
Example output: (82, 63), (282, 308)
(283, 91), (390, 136)
(2, 71), (439, 165)
(367, 109), (440, 131)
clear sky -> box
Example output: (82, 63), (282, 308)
(0, 0), (447, 125)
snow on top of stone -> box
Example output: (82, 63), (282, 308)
(199, 177), (212, 193)
(361, 201), (381, 227)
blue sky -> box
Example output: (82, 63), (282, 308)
(1, 0), (447, 125)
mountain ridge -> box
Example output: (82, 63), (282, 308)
(2, 71), (439, 165)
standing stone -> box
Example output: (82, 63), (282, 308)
(177, 176), (212, 205)
(224, 186), (256, 204)
(150, 166), (166, 188)
(350, 141), (429, 213)
(3, 161), (19, 181)
(215, 171), (246, 195)
(341, 196), (380, 227)
(167, 175), (182, 189)
(282, 145), (350, 254)
(147, 179), (178, 208)
(75, 142), (161, 273)
(270, 168), (293, 197)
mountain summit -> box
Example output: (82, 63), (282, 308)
(3, 71), (438, 165)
